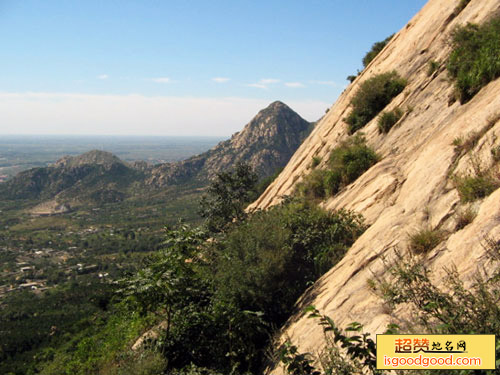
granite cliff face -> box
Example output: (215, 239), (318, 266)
(147, 101), (312, 186)
(246, 0), (500, 372)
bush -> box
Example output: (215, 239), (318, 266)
(447, 17), (500, 103)
(212, 200), (366, 325)
(408, 227), (444, 254)
(455, 206), (477, 230)
(311, 156), (321, 168)
(297, 136), (378, 199)
(454, 174), (499, 202)
(377, 107), (403, 133)
(345, 71), (406, 134)
(362, 34), (394, 68)
(327, 135), (379, 193)
(427, 60), (440, 76)
(296, 169), (328, 200)
(452, 0), (471, 17)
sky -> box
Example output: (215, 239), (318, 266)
(0, 0), (428, 136)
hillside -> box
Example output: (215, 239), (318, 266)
(245, 0), (500, 372)
(0, 150), (144, 204)
(147, 101), (312, 186)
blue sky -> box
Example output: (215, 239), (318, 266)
(0, 0), (428, 136)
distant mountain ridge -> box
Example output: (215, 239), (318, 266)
(0, 150), (144, 202)
(0, 101), (313, 206)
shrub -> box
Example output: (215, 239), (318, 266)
(296, 169), (328, 200)
(408, 227), (444, 254)
(454, 174), (499, 202)
(213, 200), (366, 325)
(377, 107), (403, 133)
(327, 135), (379, 193)
(452, 0), (471, 17)
(379, 248), (500, 353)
(491, 146), (500, 162)
(345, 71), (406, 134)
(427, 60), (440, 76)
(447, 17), (500, 103)
(311, 156), (321, 168)
(455, 206), (477, 230)
(298, 136), (378, 199)
(362, 34), (394, 68)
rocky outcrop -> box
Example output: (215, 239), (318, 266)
(147, 101), (312, 186)
(247, 0), (500, 373)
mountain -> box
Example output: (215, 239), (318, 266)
(0, 150), (144, 203)
(0, 101), (312, 208)
(246, 0), (500, 372)
(147, 101), (312, 186)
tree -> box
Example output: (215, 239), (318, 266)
(199, 163), (258, 233)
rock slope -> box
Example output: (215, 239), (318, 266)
(247, 0), (500, 372)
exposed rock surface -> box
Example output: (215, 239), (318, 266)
(246, 0), (500, 372)
(147, 101), (312, 186)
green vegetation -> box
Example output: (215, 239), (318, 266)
(377, 107), (403, 133)
(454, 174), (499, 202)
(198, 163), (259, 233)
(296, 169), (329, 200)
(427, 60), (440, 76)
(362, 34), (394, 68)
(297, 135), (378, 200)
(311, 156), (321, 168)
(452, 0), (471, 17)
(408, 227), (444, 254)
(455, 206), (477, 230)
(345, 71), (406, 134)
(447, 16), (500, 103)
(111, 163), (367, 374)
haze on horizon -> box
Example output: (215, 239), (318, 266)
(0, 0), (427, 137)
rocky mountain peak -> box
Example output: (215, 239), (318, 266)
(148, 101), (313, 186)
(54, 150), (125, 169)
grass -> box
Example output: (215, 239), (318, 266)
(377, 107), (403, 133)
(455, 206), (477, 230)
(345, 71), (406, 134)
(408, 227), (444, 254)
(454, 174), (499, 202)
(427, 60), (440, 76)
(447, 16), (500, 103)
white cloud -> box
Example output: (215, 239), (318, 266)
(260, 78), (279, 85)
(285, 82), (305, 88)
(246, 83), (268, 89)
(98, 74), (109, 80)
(212, 77), (230, 83)
(246, 78), (280, 89)
(0, 92), (329, 135)
(152, 77), (170, 83)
